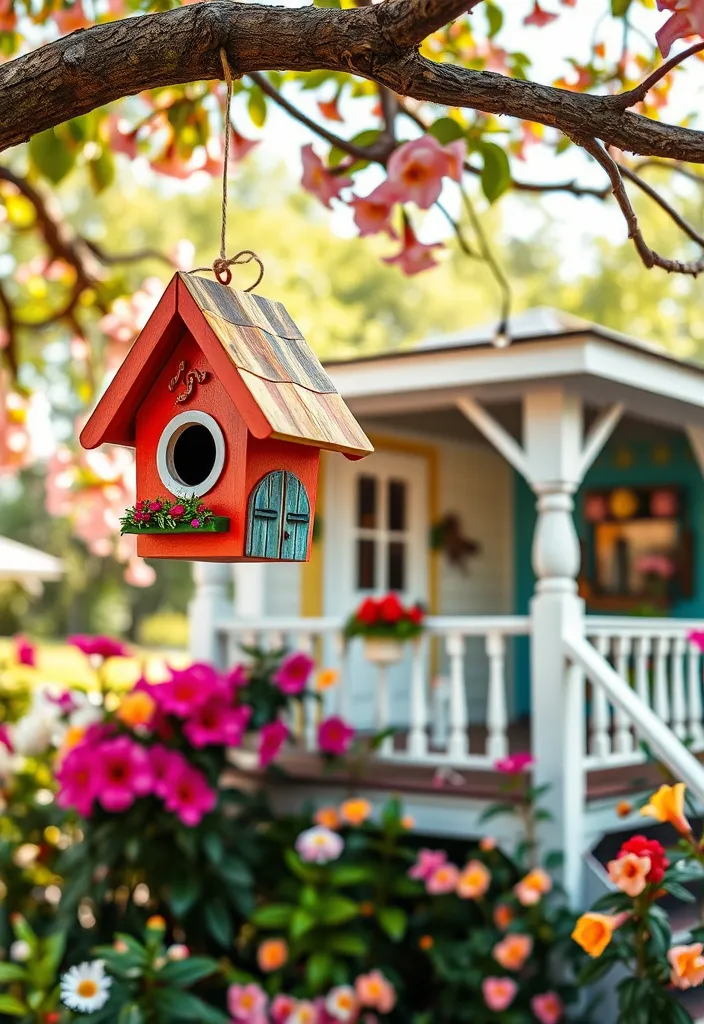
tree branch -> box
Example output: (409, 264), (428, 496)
(1, 2), (704, 164)
(617, 161), (704, 250)
(614, 40), (704, 110)
(577, 136), (704, 276)
(0, 282), (19, 377)
(377, 0), (482, 49)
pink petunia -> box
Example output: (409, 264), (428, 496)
(259, 719), (288, 768)
(183, 701), (252, 749)
(689, 629), (704, 651)
(532, 991), (565, 1024)
(69, 634), (129, 660)
(227, 982), (268, 1022)
(94, 736), (154, 813)
(383, 219), (443, 276)
(273, 651), (316, 695)
(350, 188), (397, 238)
(56, 743), (97, 817)
(13, 635), (36, 667)
(162, 761), (216, 826)
(408, 848), (447, 881)
(426, 862), (460, 894)
(0, 723), (12, 753)
(317, 716), (355, 756)
(149, 745), (189, 800)
(482, 976), (518, 1012)
(152, 664), (223, 717)
(301, 144), (352, 208)
(271, 994), (297, 1023)
(494, 751), (534, 774)
(656, 0), (704, 56)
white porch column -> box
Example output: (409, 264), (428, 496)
(233, 563), (266, 620)
(524, 389), (586, 906)
(188, 562), (233, 666)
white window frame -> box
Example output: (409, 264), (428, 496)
(156, 410), (226, 498)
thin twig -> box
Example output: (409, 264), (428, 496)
(613, 40), (704, 110)
(436, 200), (478, 258)
(0, 281), (18, 377)
(460, 186), (511, 325)
(577, 135), (704, 275)
(81, 239), (175, 268)
(617, 162), (704, 250)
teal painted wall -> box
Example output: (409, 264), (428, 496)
(512, 434), (704, 715)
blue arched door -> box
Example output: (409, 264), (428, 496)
(246, 471), (311, 560)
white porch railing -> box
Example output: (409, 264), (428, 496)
(216, 615), (530, 770)
(584, 617), (704, 770)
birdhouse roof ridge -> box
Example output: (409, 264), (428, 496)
(80, 271), (373, 460)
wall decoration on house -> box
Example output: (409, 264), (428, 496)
(613, 447), (634, 469)
(584, 493), (608, 523)
(581, 485), (689, 612)
(430, 514), (481, 572)
(651, 442), (672, 466)
(80, 272), (373, 562)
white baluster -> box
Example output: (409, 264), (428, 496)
(431, 676), (449, 750)
(376, 664), (392, 756)
(407, 636), (429, 758)
(447, 634), (468, 759)
(634, 636), (651, 708)
(653, 637), (671, 723)
(671, 636), (688, 740)
(485, 632), (508, 760)
(613, 636), (634, 754)
(687, 642), (704, 747)
(296, 632), (317, 752)
(590, 635), (612, 761)
(334, 633), (350, 720)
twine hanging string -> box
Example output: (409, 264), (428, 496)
(189, 48), (265, 292)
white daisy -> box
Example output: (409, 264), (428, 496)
(60, 960), (112, 1013)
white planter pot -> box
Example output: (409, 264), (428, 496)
(363, 637), (405, 666)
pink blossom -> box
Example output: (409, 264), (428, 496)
(524, 1), (559, 27)
(482, 977), (518, 1012)
(69, 634), (129, 660)
(95, 736), (154, 813)
(224, 664), (248, 692)
(259, 719), (288, 768)
(350, 188), (397, 238)
(191, 519), (201, 529)
(0, 724), (12, 753)
(689, 630), (704, 650)
(494, 751), (534, 774)
(149, 745), (188, 800)
(301, 144), (352, 208)
(56, 744), (97, 817)
(169, 504), (186, 518)
(295, 825), (344, 864)
(636, 553), (675, 578)
(318, 716), (355, 756)
(227, 982), (268, 1022)
(162, 762), (217, 826)
(153, 664), (223, 717)
(271, 994), (297, 1023)
(383, 220), (443, 276)
(231, 127), (260, 162)
(408, 848), (447, 881)
(183, 701), (252, 748)
(381, 135), (466, 208)
(656, 0), (704, 56)
(426, 862), (460, 894)
(13, 635), (36, 668)
(273, 651), (315, 695)
(532, 991), (565, 1024)
(355, 971), (396, 1014)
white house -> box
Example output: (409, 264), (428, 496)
(189, 307), (704, 930)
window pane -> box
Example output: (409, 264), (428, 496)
(388, 479), (406, 532)
(388, 541), (406, 591)
(357, 476), (377, 529)
(357, 539), (376, 590)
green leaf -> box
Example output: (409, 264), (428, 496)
(285, 848), (320, 883)
(203, 832), (224, 867)
(300, 885), (319, 912)
(611, 0), (632, 15)
(318, 895), (359, 926)
(248, 86), (267, 129)
(479, 141), (511, 204)
(290, 908), (317, 941)
(156, 956), (220, 987)
(88, 147), (115, 193)
(29, 128), (75, 184)
(485, 3), (503, 38)
(328, 129), (380, 169)
(151, 989), (229, 1023)
(578, 951), (619, 986)
(328, 932), (367, 956)
(0, 963), (28, 983)
(329, 864), (376, 887)
(169, 876), (201, 917)
(662, 881), (696, 903)
(119, 1005), (146, 1024)
(0, 995), (28, 1017)
(428, 118), (465, 146)
(306, 951), (333, 990)
(220, 856), (254, 889)
(251, 904), (294, 928)
(377, 906), (407, 941)
(204, 900), (233, 949)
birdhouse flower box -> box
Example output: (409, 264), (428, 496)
(80, 272), (373, 561)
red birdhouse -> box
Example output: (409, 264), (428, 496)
(80, 272), (373, 562)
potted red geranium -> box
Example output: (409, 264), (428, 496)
(344, 594), (425, 665)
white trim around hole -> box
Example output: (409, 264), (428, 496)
(156, 410), (226, 498)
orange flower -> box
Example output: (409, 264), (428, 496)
(514, 868), (553, 906)
(58, 725), (85, 759)
(257, 938), (288, 973)
(401, 815), (415, 830)
(493, 903), (514, 931)
(616, 800), (633, 819)
(314, 806), (340, 830)
(668, 944), (704, 989)
(608, 852), (651, 898)
(355, 970), (396, 1013)
(146, 915), (166, 931)
(419, 935), (434, 951)
(316, 668), (339, 692)
(479, 836), (497, 852)
(117, 691), (156, 729)
(340, 798), (372, 827)
(640, 783), (691, 834)
(493, 933), (533, 971)
(572, 912), (625, 958)
(456, 860), (491, 900)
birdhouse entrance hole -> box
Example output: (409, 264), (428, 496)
(157, 410), (226, 498)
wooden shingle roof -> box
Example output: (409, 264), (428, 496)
(81, 272), (373, 460)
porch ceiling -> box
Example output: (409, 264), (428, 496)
(327, 333), (704, 432)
